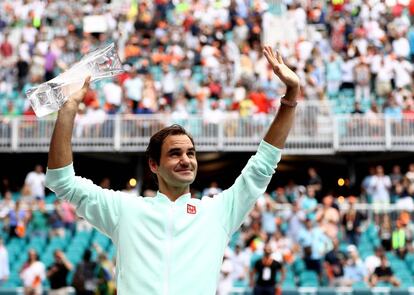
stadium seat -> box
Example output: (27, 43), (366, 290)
(299, 271), (319, 287)
(293, 259), (305, 274)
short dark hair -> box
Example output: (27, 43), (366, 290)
(145, 124), (195, 165)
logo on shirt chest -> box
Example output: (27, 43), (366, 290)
(187, 204), (197, 214)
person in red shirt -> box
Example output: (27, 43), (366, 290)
(0, 34), (13, 58)
(250, 87), (270, 114)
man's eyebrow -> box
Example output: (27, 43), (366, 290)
(167, 148), (182, 154)
(167, 147), (196, 154)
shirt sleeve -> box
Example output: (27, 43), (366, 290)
(215, 140), (282, 236)
(45, 163), (121, 238)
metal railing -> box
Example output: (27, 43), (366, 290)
(1, 103), (414, 154)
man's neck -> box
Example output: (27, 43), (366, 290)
(159, 187), (190, 202)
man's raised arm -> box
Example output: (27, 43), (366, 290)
(215, 46), (300, 235)
(48, 77), (90, 169)
(262, 46), (300, 149)
(46, 77), (121, 238)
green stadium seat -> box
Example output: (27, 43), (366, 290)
(299, 271), (319, 287)
(293, 259), (305, 274)
(232, 279), (248, 288)
(352, 281), (369, 290)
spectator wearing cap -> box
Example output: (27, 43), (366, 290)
(342, 245), (368, 287)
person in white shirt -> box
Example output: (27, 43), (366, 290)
(368, 165), (391, 205)
(20, 249), (46, 295)
(365, 246), (384, 275)
(0, 238), (9, 285)
(393, 56), (413, 89)
(123, 67), (143, 111)
(24, 165), (46, 200)
(392, 34), (410, 59)
(103, 79), (122, 113)
(161, 65), (176, 105)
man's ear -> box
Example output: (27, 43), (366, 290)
(148, 158), (158, 174)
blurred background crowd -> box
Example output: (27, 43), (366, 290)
(2, 0), (414, 294)
(1, 0), (414, 120)
(2, 161), (414, 293)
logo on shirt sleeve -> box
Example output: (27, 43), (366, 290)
(187, 204), (197, 214)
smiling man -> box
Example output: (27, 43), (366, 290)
(45, 46), (300, 294)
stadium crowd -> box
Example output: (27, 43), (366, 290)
(1, 161), (414, 293)
(1, 0), (414, 120)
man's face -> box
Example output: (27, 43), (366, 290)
(150, 135), (198, 189)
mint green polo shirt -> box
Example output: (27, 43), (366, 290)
(45, 140), (282, 294)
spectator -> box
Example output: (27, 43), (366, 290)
(261, 201), (276, 237)
(285, 200), (305, 243)
(342, 196), (364, 245)
(374, 57), (393, 98)
(354, 56), (371, 102)
(250, 244), (285, 295)
(7, 200), (27, 238)
(307, 167), (322, 199)
(370, 256), (400, 287)
(29, 200), (49, 238)
(96, 253), (114, 295)
(0, 190), (15, 219)
(368, 165), (391, 206)
(298, 219), (332, 277)
(351, 102), (364, 115)
(405, 163), (414, 184)
(299, 186), (318, 220)
(365, 246), (385, 276)
(324, 238), (346, 287)
(47, 250), (73, 295)
(20, 249), (46, 295)
(342, 245), (368, 287)
(217, 250), (234, 295)
(123, 66), (143, 112)
(102, 79), (122, 114)
(61, 201), (76, 235)
(49, 200), (65, 237)
(316, 194), (340, 240)
(326, 53), (342, 96)
(390, 165), (403, 188)
(24, 165), (46, 201)
(0, 238), (9, 286)
(72, 249), (98, 295)
(379, 214), (393, 251)
(268, 231), (295, 265)
(202, 181), (223, 198)
(392, 220), (407, 259)
(231, 244), (249, 282)
(361, 166), (375, 202)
